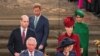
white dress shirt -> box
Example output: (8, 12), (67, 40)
(28, 50), (34, 56)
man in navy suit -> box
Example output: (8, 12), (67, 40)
(29, 3), (49, 52)
(7, 15), (35, 56)
(20, 37), (43, 56)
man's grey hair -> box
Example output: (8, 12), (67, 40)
(26, 37), (37, 45)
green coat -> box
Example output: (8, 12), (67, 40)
(73, 22), (89, 56)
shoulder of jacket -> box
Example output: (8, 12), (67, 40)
(35, 50), (43, 54)
(12, 28), (20, 32)
(20, 50), (27, 54)
(41, 15), (48, 20)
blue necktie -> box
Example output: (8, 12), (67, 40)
(34, 17), (38, 28)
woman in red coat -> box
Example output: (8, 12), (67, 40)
(57, 17), (81, 56)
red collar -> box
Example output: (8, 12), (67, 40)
(65, 33), (73, 38)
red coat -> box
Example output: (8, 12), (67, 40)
(57, 33), (81, 56)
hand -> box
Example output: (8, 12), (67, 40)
(38, 44), (43, 50)
(81, 48), (83, 54)
(14, 52), (20, 56)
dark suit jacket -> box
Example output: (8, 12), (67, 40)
(7, 28), (35, 56)
(55, 51), (76, 56)
(20, 50), (43, 56)
(29, 15), (49, 46)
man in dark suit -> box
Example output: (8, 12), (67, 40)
(29, 3), (49, 52)
(20, 37), (43, 56)
(7, 15), (35, 56)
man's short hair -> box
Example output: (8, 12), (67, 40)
(21, 15), (29, 20)
(33, 3), (41, 10)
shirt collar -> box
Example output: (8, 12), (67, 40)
(28, 50), (34, 56)
(35, 14), (41, 19)
(20, 27), (27, 31)
(65, 33), (73, 37)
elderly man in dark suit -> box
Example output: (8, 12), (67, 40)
(29, 3), (49, 52)
(7, 15), (35, 56)
(20, 37), (43, 56)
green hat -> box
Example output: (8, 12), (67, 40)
(75, 9), (84, 18)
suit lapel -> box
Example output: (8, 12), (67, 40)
(35, 15), (42, 30)
(26, 50), (29, 56)
(24, 50), (29, 56)
(34, 50), (37, 56)
(30, 16), (35, 29)
(25, 28), (29, 41)
(18, 28), (23, 44)
(32, 16), (35, 29)
(24, 28), (29, 44)
(26, 29), (28, 39)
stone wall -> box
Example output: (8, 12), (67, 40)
(0, 0), (68, 17)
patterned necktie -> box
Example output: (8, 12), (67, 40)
(31, 52), (33, 56)
(22, 29), (25, 44)
(34, 17), (38, 28)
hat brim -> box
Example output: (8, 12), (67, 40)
(58, 41), (75, 48)
(75, 9), (84, 18)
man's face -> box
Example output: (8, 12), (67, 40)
(33, 7), (41, 16)
(65, 26), (73, 34)
(76, 15), (83, 22)
(27, 42), (36, 52)
(20, 18), (29, 28)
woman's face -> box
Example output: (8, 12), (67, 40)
(69, 45), (74, 51)
(65, 26), (73, 35)
(75, 15), (83, 22)
(64, 45), (74, 53)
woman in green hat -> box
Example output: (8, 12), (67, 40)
(73, 9), (89, 56)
